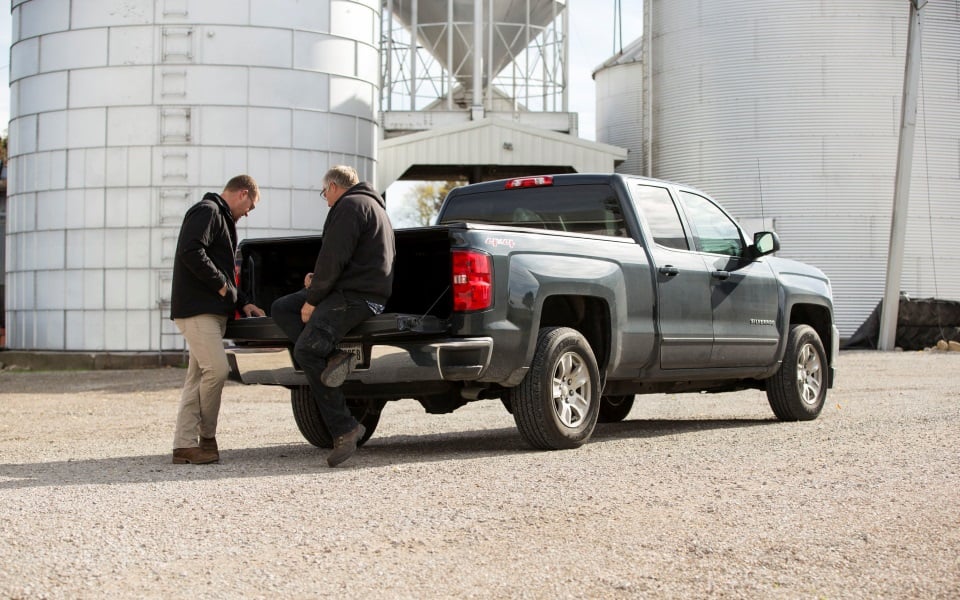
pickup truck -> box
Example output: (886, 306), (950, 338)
(225, 173), (838, 451)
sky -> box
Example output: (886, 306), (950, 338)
(0, 6), (8, 130)
(566, 0), (643, 141)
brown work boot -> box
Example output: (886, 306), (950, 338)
(320, 350), (357, 387)
(172, 447), (219, 465)
(199, 436), (219, 461)
(326, 423), (366, 467)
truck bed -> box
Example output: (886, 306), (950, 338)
(235, 226), (457, 321)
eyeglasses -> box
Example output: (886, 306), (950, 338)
(321, 186), (328, 198)
(243, 189), (258, 206)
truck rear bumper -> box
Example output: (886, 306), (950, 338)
(226, 337), (494, 387)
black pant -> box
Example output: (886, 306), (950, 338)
(271, 289), (373, 437)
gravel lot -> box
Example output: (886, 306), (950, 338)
(0, 349), (958, 599)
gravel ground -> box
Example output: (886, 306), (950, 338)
(0, 350), (958, 599)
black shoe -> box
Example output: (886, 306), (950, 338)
(327, 423), (366, 467)
(320, 350), (357, 387)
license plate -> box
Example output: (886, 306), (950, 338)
(337, 342), (363, 365)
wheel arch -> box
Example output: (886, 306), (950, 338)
(788, 302), (834, 365)
(538, 294), (612, 375)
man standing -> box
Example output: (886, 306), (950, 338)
(271, 165), (395, 467)
(170, 175), (265, 465)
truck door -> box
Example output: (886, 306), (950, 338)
(677, 191), (780, 367)
(631, 184), (714, 369)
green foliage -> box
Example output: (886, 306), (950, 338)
(408, 180), (466, 227)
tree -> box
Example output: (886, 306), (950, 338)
(406, 180), (466, 227)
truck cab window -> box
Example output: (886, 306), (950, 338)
(631, 184), (689, 250)
(678, 191), (744, 257)
(439, 184), (628, 238)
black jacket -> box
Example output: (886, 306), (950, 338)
(170, 193), (249, 319)
(305, 182), (396, 306)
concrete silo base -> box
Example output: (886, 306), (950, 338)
(0, 351), (187, 371)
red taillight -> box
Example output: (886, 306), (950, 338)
(452, 250), (492, 312)
(234, 263), (242, 319)
(505, 175), (553, 189)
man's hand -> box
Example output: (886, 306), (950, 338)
(304, 272), (313, 288)
(243, 304), (266, 317)
(300, 302), (315, 324)
(218, 283), (228, 297)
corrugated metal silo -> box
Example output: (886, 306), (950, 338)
(593, 37), (644, 176)
(5, 0), (381, 352)
(598, 0), (959, 338)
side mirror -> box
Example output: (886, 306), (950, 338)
(753, 231), (780, 257)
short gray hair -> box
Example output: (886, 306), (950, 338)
(324, 165), (359, 190)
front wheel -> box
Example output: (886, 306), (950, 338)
(290, 386), (384, 448)
(766, 324), (827, 421)
(507, 327), (601, 449)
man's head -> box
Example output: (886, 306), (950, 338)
(321, 165), (359, 208)
(222, 174), (260, 222)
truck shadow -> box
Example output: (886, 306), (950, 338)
(590, 417), (773, 442)
(0, 418), (773, 490)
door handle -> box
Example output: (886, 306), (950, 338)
(711, 270), (731, 280)
(658, 266), (680, 277)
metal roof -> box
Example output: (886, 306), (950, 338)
(592, 35), (644, 78)
(377, 117), (628, 191)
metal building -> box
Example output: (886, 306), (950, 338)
(378, 0), (624, 189)
(5, 0), (381, 352)
(595, 0), (960, 338)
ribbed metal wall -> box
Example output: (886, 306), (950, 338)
(6, 0), (381, 351)
(637, 0), (960, 338)
(594, 39), (644, 176)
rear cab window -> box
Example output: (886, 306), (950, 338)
(438, 183), (629, 238)
(630, 183), (690, 250)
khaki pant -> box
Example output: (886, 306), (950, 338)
(173, 314), (229, 449)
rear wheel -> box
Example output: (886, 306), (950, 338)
(598, 394), (635, 423)
(766, 324), (827, 421)
(290, 386), (383, 448)
(507, 327), (601, 449)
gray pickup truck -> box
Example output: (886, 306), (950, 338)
(225, 173), (838, 450)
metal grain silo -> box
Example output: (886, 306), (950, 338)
(593, 36), (644, 176)
(381, 0), (568, 124)
(6, 0), (381, 352)
(597, 0), (959, 339)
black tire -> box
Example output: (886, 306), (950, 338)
(597, 394), (635, 423)
(507, 327), (601, 449)
(766, 324), (827, 421)
(290, 386), (383, 448)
